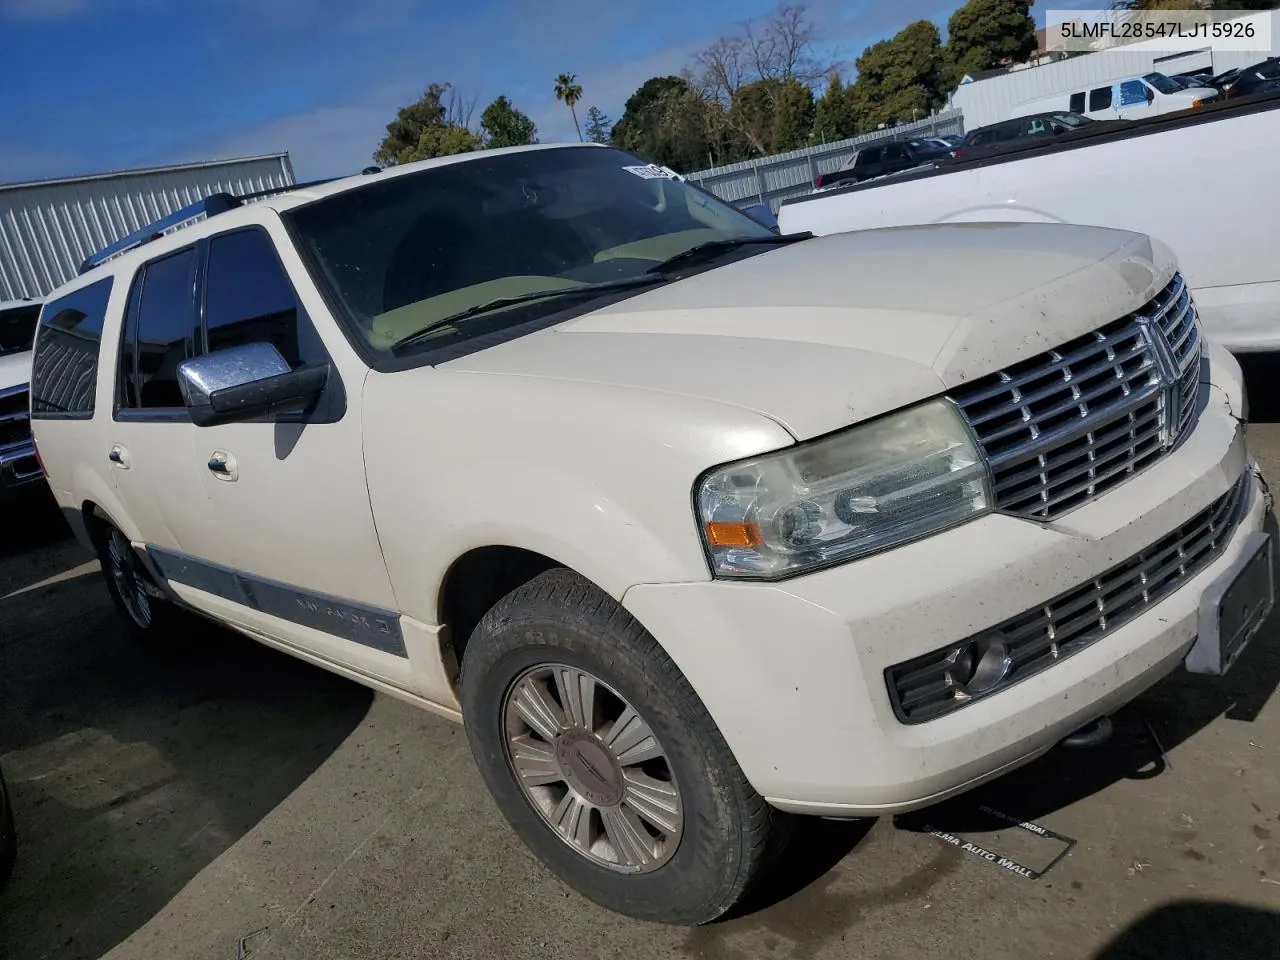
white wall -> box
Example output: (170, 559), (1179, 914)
(950, 10), (1277, 129)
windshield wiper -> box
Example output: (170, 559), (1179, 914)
(645, 232), (812, 275)
(389, 275), (668, 354)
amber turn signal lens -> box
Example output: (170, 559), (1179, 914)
(705, 521), (762, 548)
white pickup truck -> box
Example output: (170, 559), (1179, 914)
(777, 96), (1280, 353)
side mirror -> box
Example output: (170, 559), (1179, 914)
(1146, 88), (1155, 103)
(741, 202), (779, 232)
(177, 342), (329, 427)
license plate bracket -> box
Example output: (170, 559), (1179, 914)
(1186, 531), (1275, 676)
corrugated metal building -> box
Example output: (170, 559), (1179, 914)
(950, 10), (1279, 129)
(0, 153), (295, 302)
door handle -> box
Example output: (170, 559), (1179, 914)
(207, 450), (238, 481)
(108, 444), (130, 469)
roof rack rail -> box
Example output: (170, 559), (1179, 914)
(76, 175), (341, 275)
(78, 192), (241, 274)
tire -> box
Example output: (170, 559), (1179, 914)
(459, 568), (792, 925)
(0, 764), (15, 891)
(92, 519), (185, 654)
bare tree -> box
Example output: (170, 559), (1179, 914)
(694, 33), (749, 108)
(445, 85), (478, 130)
(745, 2), (830, 84)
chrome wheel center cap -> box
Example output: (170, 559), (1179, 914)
(555, 731), (624, 807)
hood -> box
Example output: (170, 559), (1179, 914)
(443, 222), (1176, 441)
(0, 350), (31, 393)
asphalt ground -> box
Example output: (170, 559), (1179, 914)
(3, 356), (1280, 960)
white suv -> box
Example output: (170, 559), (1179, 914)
(28, 143), (1274, 925)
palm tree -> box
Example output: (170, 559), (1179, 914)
(554, 72), (584, 141)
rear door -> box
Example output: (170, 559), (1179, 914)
(107, 245), (222, 557)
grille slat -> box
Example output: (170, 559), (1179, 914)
(888, 471), (1253, 723)
(950, 273), (1204, 521)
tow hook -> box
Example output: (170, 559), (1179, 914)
(1060, 715), (1113, 750)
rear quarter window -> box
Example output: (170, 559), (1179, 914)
(1069, 92), (1086, 113)
(30, 277), (114, 419)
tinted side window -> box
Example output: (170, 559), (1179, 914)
(1089, 85), (1113, 111)
(1118, 80), (1147, 107)
(30, 278), (113, 418)
(1069, 92), (1086, 113)
(856, 147), (881, 166)
(204, 229), (313, 367)
(886, 144), (907, 161)
(123, 248), (198, 411)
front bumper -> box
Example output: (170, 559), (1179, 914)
(623, 347), (1268, 815)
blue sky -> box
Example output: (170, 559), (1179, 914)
(0, 0), (1072, 184)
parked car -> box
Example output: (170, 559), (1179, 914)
(0, 297), (43, 498)
(1212, 68), (1242, 96)
(779, 94), (1280, 354)
(1012, 71), (1218, 122)
(31, 142), (1274, 926)
(814, 137), (954, 189)
(1225, 57), (1280, 100)
(0, 759), (15, 890)
(954, 110), (1098, 160)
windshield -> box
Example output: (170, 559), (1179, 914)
(0, 304), (40, 357)
(286, 146), (776, 357)
(1144, 73), (1183, 95)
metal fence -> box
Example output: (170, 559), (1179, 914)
(0, 153), (295, 302)
(683, 110), (965, 212)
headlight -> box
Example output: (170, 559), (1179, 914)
(696, 399), (993, 580)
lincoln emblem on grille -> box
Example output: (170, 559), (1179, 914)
(1136, 312), (1188, 451)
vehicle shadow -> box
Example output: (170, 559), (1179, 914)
(1239, 352), (1280, 424)
(1092, 899), (1280, 960)
(0, 540), (372, 960)
(0, 486), (73, 563)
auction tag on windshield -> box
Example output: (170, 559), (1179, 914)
(623, 164), (681, 180)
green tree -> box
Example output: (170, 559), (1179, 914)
(728, 79), (781, 156)
(849, 20), (945, 131)
(771, 78), (815, 151)
(812, 72), (856, 141)
(584, 106), (611, 143)
(554, 72), (584, 141)
(944, 0), (1036, 88)
(414, 125), (483, 160)
(612, 76), (723, 171)
(480, 95), (538, 148)
(374, 83), (449, 165)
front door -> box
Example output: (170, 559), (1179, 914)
(181, 225), (411, 689)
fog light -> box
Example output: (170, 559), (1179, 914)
(952, 631), (1012, 700)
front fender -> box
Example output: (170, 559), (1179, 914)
(361, 367), (795, 626)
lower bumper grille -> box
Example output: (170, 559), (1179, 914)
(887, 471), (1254, 723)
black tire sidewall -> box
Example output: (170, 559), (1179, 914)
(93, 524), (180, 653)
(461, 592), (755, 924)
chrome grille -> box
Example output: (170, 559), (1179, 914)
(888, 471), (1252, 723)
(0, 384), (30, 451)
(950, 273), (1203, 521)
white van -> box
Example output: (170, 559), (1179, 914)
(1012, 72), (1218, 122)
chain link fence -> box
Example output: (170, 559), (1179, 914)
(683, 109), (965, 212)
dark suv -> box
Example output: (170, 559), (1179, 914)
(954, 111), (1096, 161)
(1226, 57), (1280, 99)
(816, 138), (953, 189)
